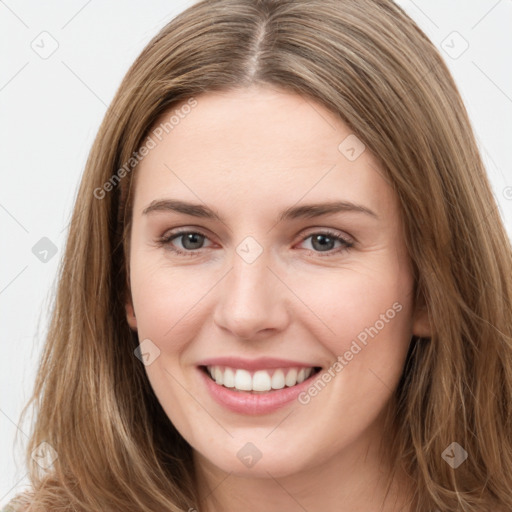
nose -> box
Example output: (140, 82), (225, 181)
(212, 250), (290, 340)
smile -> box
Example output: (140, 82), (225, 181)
(201, 365), (322, 393)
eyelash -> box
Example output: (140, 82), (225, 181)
(156, 228), (354, 258)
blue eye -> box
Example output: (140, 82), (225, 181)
(157, 229), (354, 257)
(299, 232), (353, 255)
(158, 231), (213, 256)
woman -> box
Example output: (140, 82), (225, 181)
(5, 0), (512, 510)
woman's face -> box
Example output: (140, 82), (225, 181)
(126, 85), (428, 478)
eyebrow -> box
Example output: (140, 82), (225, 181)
(142, 199), (378, 221)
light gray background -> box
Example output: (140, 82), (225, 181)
(1, 0), (511, 505)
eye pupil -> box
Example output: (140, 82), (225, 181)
(312, 234), (334, 252)
(182, 233), (204, 250)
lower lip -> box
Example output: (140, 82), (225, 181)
(198, 367), (320, 415)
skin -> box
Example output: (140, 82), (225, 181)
(125, 85), (431, 512)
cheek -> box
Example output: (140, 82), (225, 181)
(286, 269), (414, 448)
(128, 257), (211, 434)
(129, 254), (211, 343)
(290, 262), (414, 347)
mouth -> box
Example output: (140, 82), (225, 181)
(200, 365), (323, 394)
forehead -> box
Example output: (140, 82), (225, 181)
(133, 86), (396, 218)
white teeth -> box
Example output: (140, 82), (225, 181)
(285, 368), (298, 387)
(223, 367), (235, 388)
(213, 367), (223, 385)
(235, 369), (252, 391)
(206, 365), (316, 392)
(271, 369), (285, 389)
(252, 370), (272, 391)
(297, 368), (313, 383)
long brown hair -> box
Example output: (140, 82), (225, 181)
(8, 0), (512, 510)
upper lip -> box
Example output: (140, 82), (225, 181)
(197, 356), (321, 371)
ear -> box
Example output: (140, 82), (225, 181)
(411, 297), (431, 338)
(125, 300), (138, 330)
